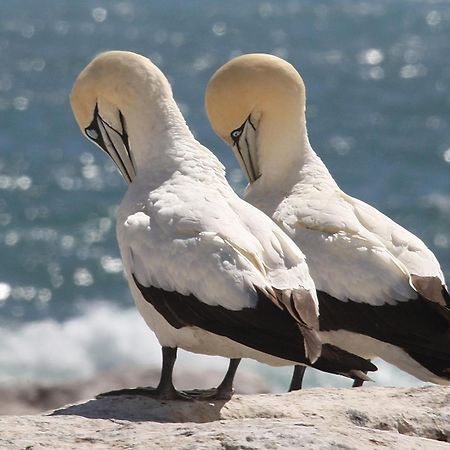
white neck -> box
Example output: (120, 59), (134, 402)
(258, 109), (335, 182)
(246, 109), (338, 210)
(125, 97), (193, 169)
(258, 111), (308, 185)
(124, 97), (226, 188)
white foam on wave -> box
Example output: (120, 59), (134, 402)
(0, 302), (231, 385)
(0, 302), (425, 389)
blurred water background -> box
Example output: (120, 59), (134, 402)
(0, 0), (449, 391)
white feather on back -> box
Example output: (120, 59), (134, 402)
(288, 227), (415, 305)
(348, 195), (445, 281)
(117, 161), (317, 313)
(249, 151), (446, 306)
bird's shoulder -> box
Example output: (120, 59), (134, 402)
(278, 182), (441, 278)
(276, 186), (446, 305)
(117, 185), (276, 309)
(118, 180), (317, 310)
(272, 187), (410, 305)
(347, 194), (444, 280)
(275, 184), (362, 236)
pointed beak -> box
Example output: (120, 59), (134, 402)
(84, 104), (136, 184)
(231, 116), (260, 183)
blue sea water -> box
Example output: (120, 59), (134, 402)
(0, 0), (449, 389)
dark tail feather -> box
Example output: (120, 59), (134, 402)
(318, 290), (450, 382)
(402, 328), (450, 382)
(311, 344), (377, 380)
(406, 351), (450, 381)
(136, 279), (380, 381)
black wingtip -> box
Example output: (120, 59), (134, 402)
(313, 344), (378, 376)
(442, 285), (450, 307)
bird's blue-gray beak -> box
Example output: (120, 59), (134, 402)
(84, 104), (136, 184)
(230, 115), (261, 183)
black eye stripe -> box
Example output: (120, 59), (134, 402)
(83, 103), (135, 183)
(230, 115), (256, 143)
(85, 103), (128, 150)
(85, 128), (99, 140)
(85, 104), (105, 148)
(230, 121), (246, 143)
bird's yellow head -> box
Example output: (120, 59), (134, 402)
(205, 54), (306, 182)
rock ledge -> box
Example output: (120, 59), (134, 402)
(1, 386), (449, 449)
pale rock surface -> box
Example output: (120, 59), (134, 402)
(0, 386), (449, 449)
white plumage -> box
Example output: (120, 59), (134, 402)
(117, 164), (317, 356)
(206, 53), (450, 385)
(70, 51), (375, 398)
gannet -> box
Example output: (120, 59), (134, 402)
(70, 51), (376, 399)
(206, 53), (450, 388)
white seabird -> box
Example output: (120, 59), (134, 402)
(70, 51), (376, 399)
(206, 53), (450, 388)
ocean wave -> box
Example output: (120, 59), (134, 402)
(0, 302), (424, 389)
(0, 302), (232, 385)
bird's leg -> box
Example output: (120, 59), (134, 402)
(151, 346), (180, 397)
(289, 365), (306, 391)
(187, 358), (241, 400)
(215, 358), (241, 399)
(97, 346), (192, 400)
(352, 371), (367, 388)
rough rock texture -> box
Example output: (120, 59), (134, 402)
(0, 386), (449, 449)
(0, 366), (270, 415)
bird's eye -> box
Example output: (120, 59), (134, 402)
(86, 128), (99, 140)
(231, 129), (242, 140)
